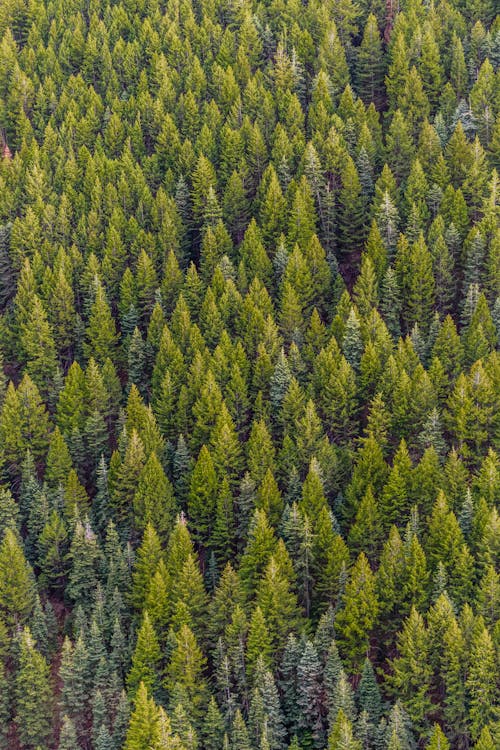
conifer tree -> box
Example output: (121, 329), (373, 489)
(134, 451), (175, 540)
(67, 519), (101, 609)
(124, 682), (160, 750)
(328, 709), (361, 750)
(357, 15), (385, 109)
(296, 639), (324, 744)
(15, 627), (53, 749)
(239, 509), (277, 597)
(336, 554), (378, 672)
(387, 608), (432, 735)
(474, 727), (496, 750)
(202, 696), (224, 750)
(465, 626), (497, 739)
(257, 552), (301, 654)
(85, 281), (119, 365)
(232, 710), (252, 750)
(0, 527), (35, 629)
(131, 523), (163, 611)
(127, 611), (162, 698)
(357, 658), (382, 728)
(165, 623), (208, 725)
(58, 715), (79, 750)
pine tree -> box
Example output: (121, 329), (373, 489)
(0, 659), (9, 749)
(170, 553), (208, 636)
(419, 28), (443, 111)
(339, 157), (365, 256)
(21, 294), (58, 396)
(206, 563), (246, 652)
(110, 431), (146, 530)
(249, 665), (287, 750)
(279, 633), (302, 736)
(239, 509), (277, 597)
(0, 374), (50, 474)
(211, 477), (236, 564)
(474, 727), (496, 750)
(247, 605), (272, 682)
(84, 281), (119, 365)
(257, 551), (301, 654)
(343, 308), (363, 371)
(348, 487), (382, 563)
(232, 709), (252, 750)
(328, 668), (356, 729)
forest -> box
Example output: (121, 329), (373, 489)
(0, 0), (498, 748)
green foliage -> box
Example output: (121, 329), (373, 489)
(0, 527), (35, 629)
(15, 627), (52, 749)
(336, 554), (378, 673)
(0, 0), (496, 746)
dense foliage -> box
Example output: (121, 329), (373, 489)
(0, 0), (498, 747)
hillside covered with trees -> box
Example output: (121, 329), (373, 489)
(0, 0), (498, 747)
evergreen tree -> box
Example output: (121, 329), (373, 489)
(127, 611), (161, 698)
(239, 509), (277, 598)
(335, 554), (378, 672)
(202, 697), (224, 750)
(67, 519), (101, 609)
(387, 608), (432, 735)
(357, 658), (382, 728)
(328, 709), (361, 750)
(15, 627), (53, 749)
(465, 626), (497, 739)
(58, 715), (79, 750)
(357, 15), (385, 109)
(131, 522), (163, 611)
(165, 623), (208, 725)
(0, 527), (35, 629)
(124, 682), (160, 750)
